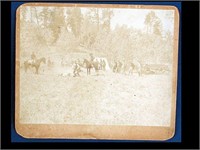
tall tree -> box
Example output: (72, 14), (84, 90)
(144, 11), (157, 34)
(153, 19), (162, 36)
(102, 9), (114, 32)
(87, 8), (100, 31)
(144, 13), (151, 33)
(66, 8), (82, 38)
(49, 7), (65, 43)
(144, 11), (163, 37)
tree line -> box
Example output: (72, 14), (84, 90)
(20, 6), (174, 65)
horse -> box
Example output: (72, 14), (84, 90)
(128, 60), (142, 76)
(83, 59), (99, 75)
(24, 57), (46, 74)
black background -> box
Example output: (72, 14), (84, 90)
(1, 1), (199, 149)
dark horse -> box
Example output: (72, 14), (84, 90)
(83, 59), (99, 75)
(24, 57), (46, 74)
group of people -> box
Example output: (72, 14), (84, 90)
(112, 59), (142, 76)
(113, 60), (128, 74)
(71, 54), (108, 77)
(90, 53), (107, 70)
(29, 52), (141, 76)
(70, 54), (139, 77)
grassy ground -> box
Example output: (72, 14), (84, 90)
(19, 66), (172, 127)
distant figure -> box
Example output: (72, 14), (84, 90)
(83, 59), (94, 75)
(77, 59), (82, 66)
(96, 59), (100, 70)
(113, 61), (118, 73)
(129, 63), (135, 74)
(129, 60), (142, 76)
(24, 57), (46, 74)
(47, 57), (51, 67)
(72, 61), (81, 77)
(99, 59), (104, 70)
(102, 59), (106, 71)
(30, 52), (37, 65)
(117, 61), (122, 73)
(61, 58), (64, 67)
(122, 60), (127, 74)
(31, 52), (36, 60)
(90, 53), (95, 62)
(99, 59), (103, 70)
(47, 57), (54, 67)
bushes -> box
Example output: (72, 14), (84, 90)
(20, 7), (173, 66)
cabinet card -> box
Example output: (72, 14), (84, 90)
(15, 3), (179, 140)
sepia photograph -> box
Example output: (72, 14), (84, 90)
(15, 3), (179, 140)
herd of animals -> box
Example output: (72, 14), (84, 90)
(23, 52), (170, 77)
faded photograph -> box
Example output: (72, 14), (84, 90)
(18, 4), (176, 127)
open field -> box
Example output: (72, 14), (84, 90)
(19, 65), (172, 127)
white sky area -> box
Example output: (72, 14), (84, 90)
(111, 9), (174, 33)
(81, 8), (175, 34)
(23, 6), (174, 35)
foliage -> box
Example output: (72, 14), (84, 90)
(20, 7), (173, 65)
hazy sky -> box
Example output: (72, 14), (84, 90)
(23, 6), (175, 35)
(110, 9), (174, 33)
(81, 8), (175, 34)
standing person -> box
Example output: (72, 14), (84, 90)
(113, 61), (118, 73)
(117, 61), (122, 73)
(47, 57), (51, 67)
(102, 59), (106, 71)
(129, 63), (135, 75)
(122, 59), (127, 74)
(76, 62), (81, 76)
(77, 59), (81, 66)
(72, 61), (77, 77)
(73, 61), (81, 77)
(61, 58), (64, 67)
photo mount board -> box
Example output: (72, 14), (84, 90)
(15, 3), (179, 140)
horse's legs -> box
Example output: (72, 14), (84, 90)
(86, 68), (88, 75)
(138, 70), (141, 76)
(73, 70), (76, 77)
(129, 68), (132, 75)
(35, 66), (39, 74)
(96, 69), (99, 75)
(77, 70), (81, 77)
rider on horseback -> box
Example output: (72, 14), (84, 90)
(90, 53), (95, 62)
(30, 52), (37, 65)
